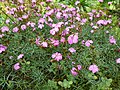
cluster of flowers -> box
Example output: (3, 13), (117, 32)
(0, 0), (119, 76)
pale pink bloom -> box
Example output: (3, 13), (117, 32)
(56, 12), (62, 19)
(22, 15), (28, 19)
(35, 37), (40, 46)
(88, 12), (93, 17)
(18, 0), (24, 3)
(76, 17), (80, 21)
(38, 24), (44, 29)
(77, 65), (82, 70)
(108, 2), (112, 5)
(0, 44), (7, 53)
(89, 64), (99, 73)
(27, 21), (31, 26)
(30, 22), (35, 27)
(68, 48), (76, 53)
(85, 40), (93, 47)
(89, 17), (93, 21)
(116, 58), (120, 63)
(9, 56), (13, 59)
(92, 26), (98, 29)
(92, 10), (96, 13)
(81, 18), (87, 25)
(63, 13), (68, 19)
(51, 39), (59, 46)
(21, 25), (26, 30)
(62, 29), (69, 36)
(72, 62), (75, 65)
(13, 27), (19, 32)
(97, 20), (104, 25)
(6, 19), (10, 24)
(90, 23), (94, 26)
(105, 31), (109, 34)
(32, 0), (36, 3)
(52, 52), (62, 61)
(71, 65), (82, 76)
(96, 13), (101, 18)
(17, 17), (23, 21)
(41, 42), (48, 47)
(60, 37), (65, 43)
(46, 0), (52, 2)
(50, 29), (56, 35)
(68, 33), (78, 44)
(33, 28), (36, 31)
(39, 18), (45, 24)
(48, 17), (53, 22)
(90, 30), (94, 33)
(75, 1), (80, 5)
(109, 36), (116, 44)
(40, 2), (45, 5)
(98, 0), (103, 2)
(1, 26), (9, 32)
(17, 54), (24, 59)
(82, 40), (85, 45)
(71, 67), (78, 76)
(14, 63), (20, 70)
(0, 34), (4, 38)
(54, 27), (59, 32)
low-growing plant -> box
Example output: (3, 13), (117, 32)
(0, 0), (120, 90)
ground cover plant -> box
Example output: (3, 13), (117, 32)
(0, 0), (120, 90)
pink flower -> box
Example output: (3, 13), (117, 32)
(50, 29), (56, 35)
(106, 31), (109, 34)
(98, 0), (103, 2)
(75, 1), (80, 5)
(6, 19), (10, 24)
(116, 58), (120, 63)
(0, 44), (7, 53)
(22, 15), (28, 19)
(108, 2), (112, 5)
(38, 18), (45, 24)
(56, 12), (62, 19)
(48, 17), (53, 22)
(109, 36), (116, 44)
(71, 67), (78, 76)
(71, 65), (82, 76)
(68, 33), (78, 44)
(90, 30), (94, 33)
(13, 27), (19, 32)
(0, 34), (4, 38)
(92, 26), (98, 29)
(85, 40), (93, 47)
(68, 48), (76, 53)
(51, 39), (59, 46)
(17, 54), (24, 59)
(89, 64), (99, 73)
(32, 0), (36, 3)
(30, 22), (35, 28)
(38, 24), (44, 29)
(77, 65), (82, 70)
(1, 26), (9, 32)
(82, 40), (85, 45)
(21, 25), (26, 30)
(14, 63), (20, 70)
(60, 37), (65, 43)
(18, 0), (24, 3)
(52, 52), (62, 61)
(41, 42), (48, 47)
(46, 0), (52, 2)
(35, 37), (40, 46)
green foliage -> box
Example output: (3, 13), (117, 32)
(0, 0), (120, 90)
(58, 79), (73, 89)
